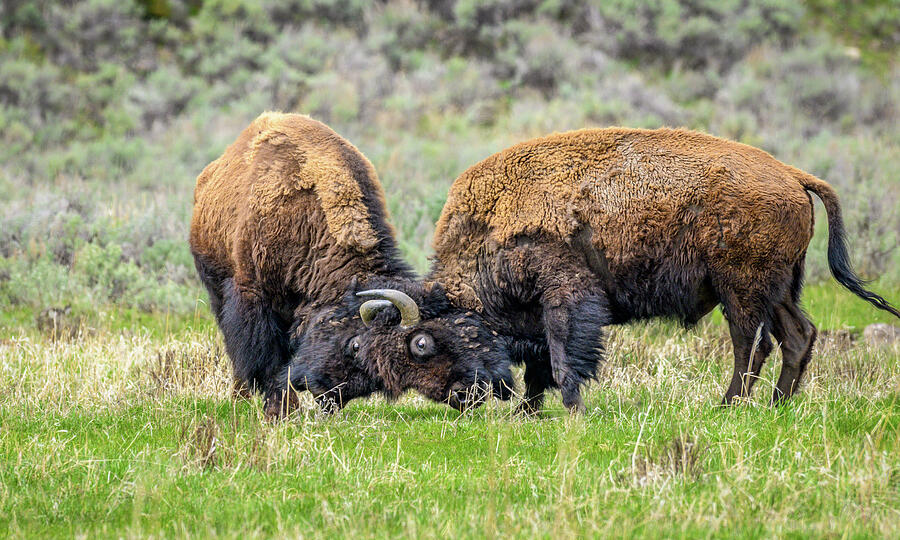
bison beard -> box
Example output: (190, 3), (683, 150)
(430, 127), (900, 413)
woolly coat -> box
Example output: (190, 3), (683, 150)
(190, 112), (411, 320)
(431, 127), (820, 322)
(189, 112), (414, 399)
(429, 127), (899, 412)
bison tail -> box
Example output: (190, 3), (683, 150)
(798, 172), (900, 319)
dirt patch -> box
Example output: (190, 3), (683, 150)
(35, 306), (85, 340)
(864, 324), (900, 347)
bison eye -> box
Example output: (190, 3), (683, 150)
(409, 333), (436, 359)
(347, 336), (361, 358)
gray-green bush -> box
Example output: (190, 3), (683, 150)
(0, 0), (898, 327)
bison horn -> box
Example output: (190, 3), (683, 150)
(359, 299), (393, 327)
(356, 289), (421, 328)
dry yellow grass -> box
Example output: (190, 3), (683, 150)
(2, 305), (900, 537)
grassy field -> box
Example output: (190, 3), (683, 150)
(2, 1), (900, 538)
(3, 282), (900, 538)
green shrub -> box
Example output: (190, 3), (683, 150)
(141, 239), (194, 275)
(590, 0), (803, 71)
(37, 0), (154, 73)
(806, 0), (900, 68)
(266, 0), (369, 31)
(0, 255), (78, 309)
(0, 0), (898, 330)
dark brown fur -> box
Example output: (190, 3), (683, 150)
(190, 112), (413, 405)
(189, 112), (513, 413)
(430, 127), (900, 412)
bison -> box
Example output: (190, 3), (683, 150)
(189, 112), (512, 414)
(420, 127), (900, 413)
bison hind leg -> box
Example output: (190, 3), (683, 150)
(717, 258), (816, 406)
(771, 301), (817, 405)
(220, 279), (289, 400)
(715, 283), (777, 404)
(722, 317), (774, 404)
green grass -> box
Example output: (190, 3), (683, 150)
(0, 304), (216, 341)
(2, 284), (900, 538)
(3, 2), (898, 535)
(4, 397), (899, 538)
(802, 280), (900, 330)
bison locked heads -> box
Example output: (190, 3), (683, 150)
(189, 112), (512, 415)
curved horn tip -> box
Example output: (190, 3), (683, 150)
(355, 289), (420, 328)
(356, 289), (392, 298)
(359, 299), (394, 327)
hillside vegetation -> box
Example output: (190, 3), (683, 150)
(3, 2), (900, 538)
(1, 0), (899, 331)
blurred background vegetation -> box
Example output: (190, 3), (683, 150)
(0, 0), (898, 330)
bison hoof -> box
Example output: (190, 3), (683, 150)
(264, 389), (302, 420)
(566, 400), (586, 415)
(315, 395), (341, 416)
(515, 401), (543, 417)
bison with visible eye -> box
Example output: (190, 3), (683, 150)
(281, 283), (513, 413)
(189, 112), (513, 415)
(348, 286), (514, 411)
(424, 127), (900, 413)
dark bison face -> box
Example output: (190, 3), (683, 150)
(356, 284), (514, 411)
(275, 293), (380, 413)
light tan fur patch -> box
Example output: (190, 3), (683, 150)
(247, 112), (380, 251)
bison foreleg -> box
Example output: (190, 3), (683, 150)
(541, 291), (610, 414)
(220, 280), (289, 400)
(516, 349), (553, 415)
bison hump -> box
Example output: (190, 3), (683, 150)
(247, 113), (382, 252)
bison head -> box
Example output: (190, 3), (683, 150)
(271, 282), (513, 416)
(271, 289), (381, 414)
(355, 283), (514, 411)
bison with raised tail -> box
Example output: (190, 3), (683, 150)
(189, 112), (512, 414)
(425, 127), (900, 413)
